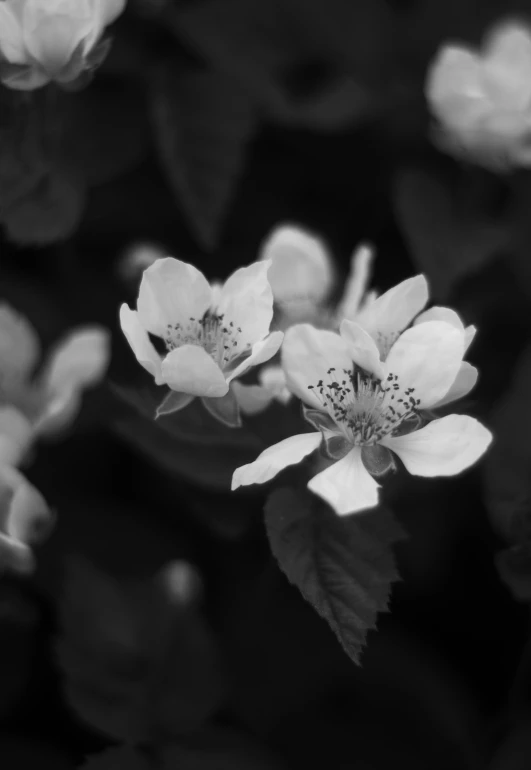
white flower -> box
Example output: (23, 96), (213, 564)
(0, 304), (110, 462)
(0, 0), (126, 91)
(258, 224), (335, 326)
(0, 464), (52, 575)
(232, 322), (492, 515)
(119, 257), (283, 426)
(426, 18), (531, 169)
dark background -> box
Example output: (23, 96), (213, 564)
(2, 0), (531, 767)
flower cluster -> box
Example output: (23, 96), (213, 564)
(121, 235), (492, 517)
(426, 18), (531, 169)
(0, 0), (126, 91)
(0, 305), (110, 574)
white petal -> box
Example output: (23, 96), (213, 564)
(259, 364), (290, 403)
(414, 305), (464, 331)
(355, 275), (429, 356)
(0, 303), (40, 381)
(22, 0), (93, 73)
(231, 382), (275, 415)
(381, 414), (492, 476)
(217, 261), (275, 348)
(259, 224), (334, 306)
(307, 447), (381, 515)
(0, 4), (27, 64)
(43, 326), (110, 395)
(232, 432), (322, 490)
(161, 345), (228, 398)
(431, 362), (478, 408)
(464, 325), (476, 353)
(120, 305), (163, 384)
(384, 321), (465, 409)
(1, 466), (52, 547)
(226, 331), (283, 383)
(34, 390), (81, 437)
(339, 319), (385, 380)
(281, 324), (352, 410)
(482, 22), (531, 111)
(336, 243), (374, 321)
(137, 257), (212, 337)
(1, 63), (50, 90)
(0, 407), (34, 466)
(84, 0), (125, 50)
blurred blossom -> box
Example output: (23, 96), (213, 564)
(118, 242), (165, 284)
(158, 560), (204, 607)
(120, 257), (283, 427)
(0, 464), (52, 575)
(233, 277), (492, 515)
(0, 304), (110, 459)
(0, 0), (126, 91)
(426, 19), (531, 169)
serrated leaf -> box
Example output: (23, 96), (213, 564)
(113, 385), (264, 491)
(150, 64), (257, 249)
(56, 556), (224, 744)
(264, 487), (405, 665)
(394, 168), (508, 299)
(80, 747), (150, 770)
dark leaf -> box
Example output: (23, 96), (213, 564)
(80, 747), (151, 770)
(265, 487), (405, 664)
(394, 167), (508, 299)
(113, 385), (264, 491)
(150, 63), (257, 249)
(495, 544), (531, 603)
(201, 390), (241, 428)
(56, 556), (224, 743)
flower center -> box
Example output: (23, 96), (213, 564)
(164, 311), (251, 371)
(308, 367), (421, 446)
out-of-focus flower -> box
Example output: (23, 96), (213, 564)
(232, 322), (492, 516)
(426, 19), (531, 169)
(0, 304), (110, 461)
(120, 257), (283, 427)
(0, 464), (52, 574)
(118, 242), (165, 284)
(0, 0), (126, 91)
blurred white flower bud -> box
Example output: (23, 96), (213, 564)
(426, 18), (531, 169)
(0, 0), (126, 91)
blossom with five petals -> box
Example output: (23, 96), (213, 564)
(0, 463), (52, 574)
(0, 304), (110, 464)
(0, 0), (126, 91)
(232, 321), (492, 515)
(426, 19), (531, 169)
(119, 257), (283, 426)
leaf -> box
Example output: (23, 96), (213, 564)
(394, 167), (508, 299)
(161, 726), (285, 770)
(2, 167), (85, 245)
(56, 557), (225, 744)
(113, 385), (264, 491)
(80, 747), (150, 770)
(264, 487), (405, 664)
(150, 63), (257, 249)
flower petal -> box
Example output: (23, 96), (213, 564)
(259, 224), (334, 306)
(22, 0), (93, 74)
(161, 345), (228, 398)
(226, 331), (284, 383)
(384, 321), (465, 409)
(0, 3), (27, 64)
(431, 362), (478, 408)
(414, 305), (464, 330)
(43, 326), (110, 394)
(339, 319), (385, 380)
(281, 324), (353, 410)
(336, 243), (374, 321)
(307, 447), (381, 515)
(137, 257), (212, 337)
(0, 303), (40, 381)
(232, 432), (322, 490)
(0, 407), (34, 466)
(231, 382), (276, 415)
(120, 305), (163, 384)
(355, 275), (429, 356)
(380, 413), (492, 477)
(217, 261), (275, 348)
